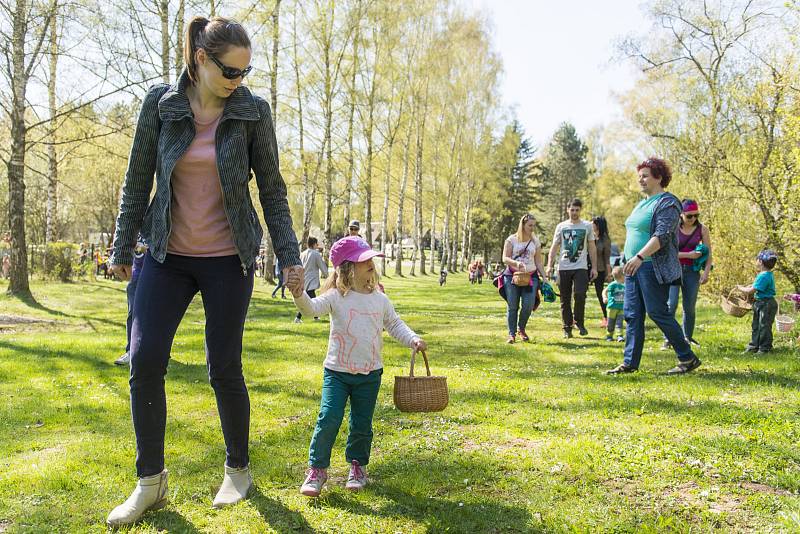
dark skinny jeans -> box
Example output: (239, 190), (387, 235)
(558, 268), (589, 331)
(129, 252), (253, 477)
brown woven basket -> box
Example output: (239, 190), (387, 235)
(394, 350), (448, 413)
(721, 289), (752, 318)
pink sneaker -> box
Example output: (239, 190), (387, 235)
(345, 460), (367, 491)
(300, 467), (327, 497)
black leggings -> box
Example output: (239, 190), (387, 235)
(594, 271), (607, 319)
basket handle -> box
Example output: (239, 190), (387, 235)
(409, 349), (432, 378)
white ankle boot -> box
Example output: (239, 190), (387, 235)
(212, 464), (252, 508)
(106, 469), (168, 527)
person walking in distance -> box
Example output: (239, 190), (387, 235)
(295, 236), (329, 323)
(546, 199), (598, 338)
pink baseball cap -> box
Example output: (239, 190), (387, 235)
(329, 236), (384, 267)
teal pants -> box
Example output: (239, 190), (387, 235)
(308, 368), (382, 468)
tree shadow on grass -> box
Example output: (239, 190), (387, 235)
(144, 509), (201, 533)
(249, 487), (318, 533)
(14, 291), (70, 318)
(323, 482), (533, 533)
(10, 290), (124, 329)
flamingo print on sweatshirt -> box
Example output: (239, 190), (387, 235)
(293, 289), (419, 375)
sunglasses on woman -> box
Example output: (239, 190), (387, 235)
(685, 214), (698, 219)
(209, 55), (253, 80)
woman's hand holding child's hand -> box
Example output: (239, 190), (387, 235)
(286, 271), (304, 298)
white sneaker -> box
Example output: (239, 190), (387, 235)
(345, 460), (367, 491)
(114, 352), (131, 366)
(106, 470), (168, 527)
(293, 317), (302, 324)
(213, 464), (252, 508)
(300, 467), (327, 497)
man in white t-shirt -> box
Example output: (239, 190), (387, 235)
(546, 198), (598, 338)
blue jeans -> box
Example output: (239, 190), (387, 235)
(504, 275), (537, 335)
(130, 252), (253, 477)
(623, 262), (696, 369)
(667, 265), (700, 339)
(271, 271), (285, 297)
(308, 368), (382, 468)
(125, 276), (139, 353)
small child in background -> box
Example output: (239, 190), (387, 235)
(289, 236), (427, 497)
(439, 269), (448, 286)
(738, 249), (778, 354)
(603, 266), (626, 342)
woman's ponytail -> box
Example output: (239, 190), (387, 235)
(184, 16), (210, 84)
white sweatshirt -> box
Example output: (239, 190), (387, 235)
(294, 289), (419, 374)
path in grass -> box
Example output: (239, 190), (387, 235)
(0, 275), (798, 533)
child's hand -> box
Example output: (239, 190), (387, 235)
(285, 273), (304, 298)
(289, 279), (304, 298)
(412, 338), (427, 352)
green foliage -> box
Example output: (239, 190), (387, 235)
(500, 122), (542, 237)
(618, 0), (800, 292)
(540, 122), (589, 232)
(0, 276), (797, 532)
(42, 242), (77, 282)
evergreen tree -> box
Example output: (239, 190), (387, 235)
(540, 122), (589, 232)
(499, 121), (541, 244)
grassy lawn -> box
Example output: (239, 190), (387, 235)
(1, 272), (799, 533)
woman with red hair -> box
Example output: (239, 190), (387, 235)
(607, 158), (701, 375)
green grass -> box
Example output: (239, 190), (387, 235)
(1, 273), (799, 533)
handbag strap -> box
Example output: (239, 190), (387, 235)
(409, 349), (432, 378)
(512, 239), (533, 261)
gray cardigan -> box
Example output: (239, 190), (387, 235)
(648, 192), (683, 285)
(110, 71), (301, 272)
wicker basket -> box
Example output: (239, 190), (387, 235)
(721, 289), (752, 318)
(776, 299), (796, 333)
(394, 350), (448, 413)
(776, 315), (796, 333)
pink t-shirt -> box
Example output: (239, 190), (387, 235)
(167, 114), (237, 257)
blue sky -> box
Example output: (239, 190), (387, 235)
(463, 0), (650, 148)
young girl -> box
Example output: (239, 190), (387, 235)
(289, 236), (426, 496)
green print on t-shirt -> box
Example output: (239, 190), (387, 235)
(561, 228), (587, 264)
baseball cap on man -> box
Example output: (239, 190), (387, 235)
(348, 219), (360, 230)
(329, 236), (384, 267)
